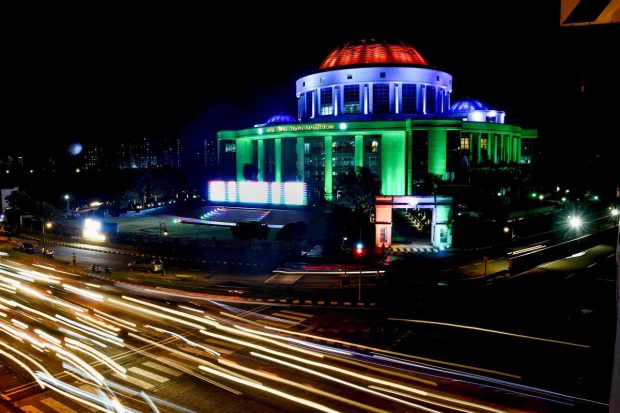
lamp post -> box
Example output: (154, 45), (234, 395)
(159, 222), (168, 241)
(503, 226), (515, 257)
(42, 221), (52, 255)
(355, 242), (364, 302)
(64, 194), (70, 212)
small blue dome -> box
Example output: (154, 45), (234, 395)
(265, 113), (296, 125)
(449, 99), (488, 112)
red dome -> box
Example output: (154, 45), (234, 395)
(320, 39), (428, 69)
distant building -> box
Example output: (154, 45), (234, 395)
(118, 137), (177, 169)
(204, 139), (217, 169)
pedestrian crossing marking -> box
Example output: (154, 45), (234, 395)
(113, 372), (154, 390)
(264, 274), (302, 284)
(281, 309), (313, 317)
(128, 366), (169, 383)
(143, 361), (183, 377)
(21, 406), (45, 413)
(41, 398), (78, 413)
(255, 319), (291, 329)
(272, 312), (306, 321)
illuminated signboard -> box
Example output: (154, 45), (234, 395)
(208, 181), (307, 206)
(83, 218), (106, 242)
(262, 123), (335, 134)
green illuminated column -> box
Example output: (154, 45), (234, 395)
(475, 133), (481, 164)
(275, 138), (282, 182)
(381, 131), (406, 195)
(428, 128), (447, 179)
(296, 137), (304, 181)
(515, 137), (521, 163)
(491, 134), (498, 163)
(406, 131), (413, 195)
(324, 135), (333, 200)
(257, 140), (264, 181)
(236, 139), (253, 181)
(354, 135), (364, 168)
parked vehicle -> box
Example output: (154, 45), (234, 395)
(13, 242), (35, 253)
(128, 258), (165, 274)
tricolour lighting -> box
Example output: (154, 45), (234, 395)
(227, 181), (237, 202)
(271, 182), (282, 204)
(284, 182), (306, 205)
(83, 218), (105, 242)
(208, 181), (226, 202)
(239, 181), (268, 203)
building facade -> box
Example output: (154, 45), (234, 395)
(214, 40), (537, 247)
(217, 39), (536, 201)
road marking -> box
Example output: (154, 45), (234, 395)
(113, 372), (154, 390)
(281, 309), (313, 317)
(143, 361), (183, 377)
(264, 274), (302, 284)
(587, 263), (597, 268)
(41, 398), (78, 413)
(128, 366), (168, 383)
(255, 319), (291, 328)
(20, 406), (45, 413)
(272, 312), (306, 321)
(564, 273), (576, 280)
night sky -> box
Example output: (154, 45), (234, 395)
(4, 3), (619, 176)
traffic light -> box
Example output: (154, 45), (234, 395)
(355, 242), (364, 256)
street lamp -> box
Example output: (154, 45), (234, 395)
(159, 222), (168, 241)
(569, 216), (582, 230)
(64, 194), (70, 212)
(42, 221), (52, 255)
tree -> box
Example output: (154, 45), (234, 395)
(334, 166), (381, 216)
(231, 221), (270, 242)
(276, 221), (308, 243)
(243, 163), (259, 181)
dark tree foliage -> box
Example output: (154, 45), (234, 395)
(276, 221), (308, 243)
(230, 221), (270, 242)
(243, 163), (259, 181)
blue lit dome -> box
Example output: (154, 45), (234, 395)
(265, 113), (296, 125)
(449, 99), (488, 112)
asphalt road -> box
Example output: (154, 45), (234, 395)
(0, 251), (601, 413)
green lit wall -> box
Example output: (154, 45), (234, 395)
(220, 120), (536, 198)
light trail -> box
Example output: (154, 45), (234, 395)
(388, 318), (590, 348)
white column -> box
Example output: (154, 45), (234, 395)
(364, 84), (369, 114)
(333, 86), (339, 116)
(395, 83), (400, 114)
(310, 90), (315, 118)
(420, 85), (427, 114)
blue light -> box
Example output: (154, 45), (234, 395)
(356, 242), (363, 249)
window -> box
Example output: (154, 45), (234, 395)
(380, 72), (386, 78)
(460, 136), (470, 150)
(343, 85), (360, 114)
(320, 77), (325, 83)
(304, 143), (310, 155)
(372, 84), (389, 114)
(370, 140), (379, 152)
(380, 227), (387, 243)
(480, 137), (488, 150)
(320, 88), (333, 115)
(224, 143), (236, 153)
(302, 81), (305, 87)
(305, 91), (313, 118)
(401, 84), (416, 113)
(347, 74), (352, 80)
(426, 86), (436, 114)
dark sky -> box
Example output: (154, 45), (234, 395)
(4, 3), (619, 168)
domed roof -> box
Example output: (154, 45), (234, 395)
(320, 39), (428, 69)
(449, 99), (488, 112)
(265, 113), (296, 125)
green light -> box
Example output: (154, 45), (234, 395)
(593, 195), (599, 201)
(428, 128), (447, 179)
(561, 197), (566, 202)
(381, 131), (406, 195)
(530, 192), (537, 198)
(437, 282), (448, 286)
(496, 192), (502, 196)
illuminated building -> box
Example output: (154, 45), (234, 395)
(213, 39), (537, 247)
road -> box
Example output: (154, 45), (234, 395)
(0, 252), (599, 413)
